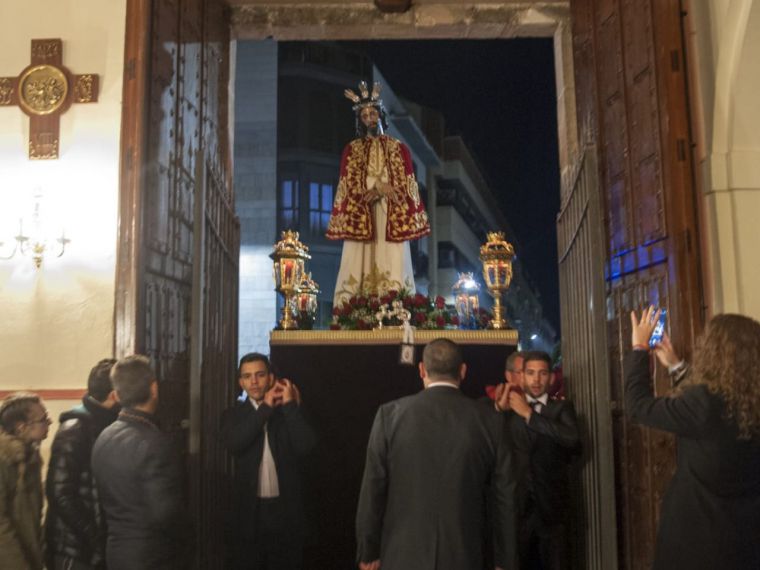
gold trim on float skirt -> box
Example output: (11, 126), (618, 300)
(270, 329), (519, 346)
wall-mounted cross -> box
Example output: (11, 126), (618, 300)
(0, 38), (99, 160)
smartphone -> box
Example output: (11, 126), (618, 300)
(649, 309), (667, 348)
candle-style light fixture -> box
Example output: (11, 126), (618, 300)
(452, 272), (481, 329)
(479, 231), (515, 330)
(270, 230), (311, 330)
(0, 191), (69, 268)
(295, 272), (320, 330)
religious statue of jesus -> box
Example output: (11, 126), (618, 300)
(326, 81), (431, 306)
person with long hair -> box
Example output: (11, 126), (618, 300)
(626, 308), (760, 569)
(0, 392), (51, 570)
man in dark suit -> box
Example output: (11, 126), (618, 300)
(494, 350), (580, 570)
(356, 338), (518, 570)
(221, 353), (317, 570)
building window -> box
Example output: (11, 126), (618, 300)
(309, 182), (333, 234)
(279, 179), (299, 230)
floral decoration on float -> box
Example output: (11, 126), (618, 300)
(330, 288), (493, 331)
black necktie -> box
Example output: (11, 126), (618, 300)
(529, 400), (541, 414)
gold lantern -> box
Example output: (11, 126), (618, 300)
(270, 230), (311, 330)
(452, 272), (481, 329)
(295, 272), (320, 329)
(479, 231), (515, 330)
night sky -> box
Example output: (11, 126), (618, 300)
(342, 39), (561, 331)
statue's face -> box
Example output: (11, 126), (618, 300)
(360, 106), (380, 130)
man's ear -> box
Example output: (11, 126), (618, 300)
(504, 370), (509, 383)
(104, 390), (120, 408)
(150, 380), (159, 401)
(418, 362), (427, 381)
(459, 363), (467, 382)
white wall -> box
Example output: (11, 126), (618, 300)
(692, 0), (760, 320)
(0, 1), (126, 396)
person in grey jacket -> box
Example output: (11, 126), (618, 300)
(92, 355), (189, 570)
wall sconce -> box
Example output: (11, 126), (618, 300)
(0, 192), (70, 268)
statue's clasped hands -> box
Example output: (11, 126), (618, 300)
(367, 181), (393, 203)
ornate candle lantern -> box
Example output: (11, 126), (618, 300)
(270, 230), (311, 330)
(479, 231), (515, 330)
(295, 272), (320, 330)
(451, 272), (481, 329)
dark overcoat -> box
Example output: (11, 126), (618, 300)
(356, 385), (518, 570)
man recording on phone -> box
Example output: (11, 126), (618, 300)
(221, 353), (317, 570)
(493, 351), (580, 570)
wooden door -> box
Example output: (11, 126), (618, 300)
(116, 0), (238, 567)
(568, 0), (703, 567)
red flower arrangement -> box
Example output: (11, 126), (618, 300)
(330, 289), (461, 330)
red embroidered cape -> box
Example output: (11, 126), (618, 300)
(325, 135), (431, 242)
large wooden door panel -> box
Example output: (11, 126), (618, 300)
(117, 0), (236, 567)
(570, 0), (703, 567)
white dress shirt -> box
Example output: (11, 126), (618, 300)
(426, 381), (459, 389)
(250, 399), (280, 498)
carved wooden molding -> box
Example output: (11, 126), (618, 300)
(374, 0), (411, 13)
(230, 3), (569, 40)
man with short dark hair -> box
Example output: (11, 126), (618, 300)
(221, 352), (316, 570)
(496, 350), (580, 570)
(356, 338), (518, 570)
(45, 358), (119, 570)
(92, 355), (188, 570)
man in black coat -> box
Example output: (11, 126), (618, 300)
(495, 350), (580, 570)
(356, 338), (518, 570)
(45, 358), (119, 570)
(92, 355), (188, 570)
(221, 353), (317, 570)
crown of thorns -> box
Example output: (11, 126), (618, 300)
(344, 81), (384, 112)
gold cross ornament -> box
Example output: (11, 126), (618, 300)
(0, 38), (99, 160)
